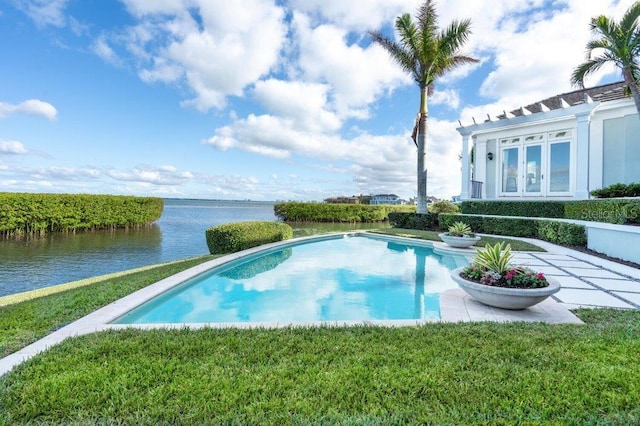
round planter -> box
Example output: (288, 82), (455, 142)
(450, 267), (561, 310)
(438, 233), (481, 248)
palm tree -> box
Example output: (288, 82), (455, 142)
(369, 0), (477, 213)
(572, 2), (640, 114)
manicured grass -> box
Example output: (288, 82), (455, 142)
(373, 228), (545, 251)
(1, 309), (639, 424)
(0, 256), (214, 359)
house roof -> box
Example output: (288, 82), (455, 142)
(495, 81), (628, 120)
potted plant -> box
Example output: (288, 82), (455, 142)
(450, 242), (560, 310)
(439, 221), (481, 248)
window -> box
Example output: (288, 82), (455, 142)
(549, 142), (570, 192)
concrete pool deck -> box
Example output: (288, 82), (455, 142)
(1, 233), (639, 377)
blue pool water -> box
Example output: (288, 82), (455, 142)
(113, 235), (470, 324)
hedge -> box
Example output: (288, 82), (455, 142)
(590, 182), (640, 198)
(0, 193), (163, 238)
(388, 212), (439, 230)
(205, 221), (293, 254)
(565, 199), (640, 225)
(460, 201), (566, 218)
(438, 213), (587, 247)
(274, 202), (415, 223)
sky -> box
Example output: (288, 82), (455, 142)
(0, 0), (634, 201)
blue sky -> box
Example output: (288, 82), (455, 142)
(0, 0), (633, 201)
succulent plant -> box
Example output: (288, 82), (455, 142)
(447, 221), (474, 237)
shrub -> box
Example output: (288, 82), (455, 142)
(388, 212), (439, 230)
(428, 200), (460, 214)
(536, 221), (587, 247)
(205, 221), (293, 254)
(439, 213), (587, 247)
(590, 182), (640, 198)
(0, 193), (163, 238)
(460, 201), (565, 218)
(274, 202), (414, 223)
(565, 199), (640, 225)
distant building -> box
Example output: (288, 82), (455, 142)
(370, 194), (401, 205)
(324, 196), (360, 204)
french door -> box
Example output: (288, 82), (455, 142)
(499, 140), (570, 197)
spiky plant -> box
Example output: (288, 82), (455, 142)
(472, 242), (513, 275)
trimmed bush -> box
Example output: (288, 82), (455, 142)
(537, 221), (587, 247)
(274, 202), (415, 223)
(388, 212), (439, 230)
(565, 199), (640, 225)
(460, 200), (566, 218)
(590, 182), (640, 198)
(0, 192), (163, 238)
(427, 200), (460, 214)
(439, 213), (587, 247)
(205, 221), (293, 254)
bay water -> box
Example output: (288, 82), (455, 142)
(0, 199), (276, 297)
(0, 199), (389, 297)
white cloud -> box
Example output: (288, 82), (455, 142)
(0, 140), (28, 155)
(11, 0), (68, 27)
(92, 35), (122, 66)
(0, 99), (57, 120)
(431, 89), (461, 110)
(107, 165), (194, 186)
(121, 0), (287, 111)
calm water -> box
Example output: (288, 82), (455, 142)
(114, 235), (469, 324)
(0, 199), (390, 297)
(0, 199), (276, 297)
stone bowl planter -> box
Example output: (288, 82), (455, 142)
(450, 267), (561, 310)
(439, 233), (481, 248)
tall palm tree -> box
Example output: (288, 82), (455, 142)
(572, 2), (640, 114)
(369, 0), (477, 213)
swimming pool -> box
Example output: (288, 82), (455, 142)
(113, 234), (471, 325)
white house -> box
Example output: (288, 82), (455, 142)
(370, 194), (401, 205)
(457, 81), (640, 200)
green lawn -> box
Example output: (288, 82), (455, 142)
(1, 309), (639, 424)
(0, 255), (214, 359)
(372, 228), (545, 251)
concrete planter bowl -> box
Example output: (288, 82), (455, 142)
(438, 233), (481, 248)
(450, 267), (561, 310)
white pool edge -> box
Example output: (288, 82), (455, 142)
(0, 232), (583, 377)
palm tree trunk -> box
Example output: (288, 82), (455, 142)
(623, 68), (640, 115)
(417, 86), (428, 214)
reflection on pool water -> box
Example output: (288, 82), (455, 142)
(113, 234), (471, 324)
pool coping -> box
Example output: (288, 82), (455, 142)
(0, 232), (584, 377)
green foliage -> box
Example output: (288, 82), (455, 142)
(0, 192), (163, 238)
(3, 311), (640, 424)
(387, 212), (438, 230)
(537, 221), (587, 246)
(205, 221), (293, 254)
(439, 214), (538, 237)
(565, 199), (640, 225)
(460, 200), (566, 218)
(473, 242), (513, 275)
(274, 202), (414, 223)
(590, 182), (640, 198)
(447, 221), (473, 237)
(439, 213), (588, 247)
(427, 200), (460, 214)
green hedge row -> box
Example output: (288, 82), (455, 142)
(590, 182), (640, 198)
(439, 214), (587, 247)
(564, 199), (640, 224)
(205, 221), (293, 255)
(460, 199), (640, 225)
(460, 201), (566, 218)
(0, 193), (163, 238)
(274, 202), (415, 223)
(388, 212), (439, 230)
